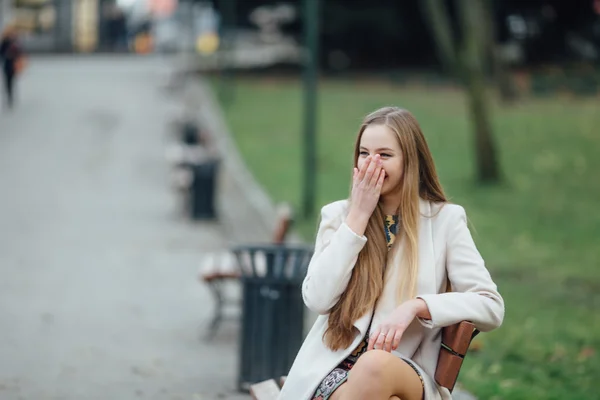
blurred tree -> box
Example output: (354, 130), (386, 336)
(213, 0), (598, 70)
(422, 0), (501, 183)
(482, 0), (519, 103)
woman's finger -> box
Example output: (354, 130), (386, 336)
(383, 328), (395, 352)
(362, 154), (379, 184)
(369, 160), (383, 188)
(374, 331), (387, 351)
(367, 328), (380, 351)
(357, 156), (371, 182)
(375, 168), (386, 191)
(392, 329), (404, 350)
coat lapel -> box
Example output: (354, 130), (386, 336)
(417, 199), (437, 296)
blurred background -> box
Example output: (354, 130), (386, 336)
(0, 0), (599, 399)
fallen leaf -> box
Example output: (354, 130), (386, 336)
(470, 339), (483, 352)
(577, 347), (595, 362)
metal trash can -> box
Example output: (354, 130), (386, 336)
(232, 244), (314, 391)
(188, 159), (219, 220)
(180, 121), (200, 145)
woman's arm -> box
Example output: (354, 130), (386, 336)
(413, 298), (431, 320)
(302, 202), (368, 314)
(417, 205), (505, 332)
(304, 156), (384, 314)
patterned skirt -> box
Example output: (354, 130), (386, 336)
(311, 336), (425, 400)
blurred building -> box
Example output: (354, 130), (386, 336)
(1, 0), (13, 30)
(11, 0), (74, 52)
(8, 0), (179, 53)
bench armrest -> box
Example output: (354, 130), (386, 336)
(435, 321), (479, 392)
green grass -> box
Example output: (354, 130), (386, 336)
(215, 76), (600, 399)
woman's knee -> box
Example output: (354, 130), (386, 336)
(348, 350), (423, 400)
(350, 349), (395, 382)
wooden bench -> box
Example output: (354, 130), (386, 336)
(199, 204), (294, 339)
(249, 321), (479, 399)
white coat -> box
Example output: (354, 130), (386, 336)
(278, 199), (504, 400)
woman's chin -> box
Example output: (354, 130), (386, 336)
(380, 183), (391, 196)
(380, 180), (399, 197)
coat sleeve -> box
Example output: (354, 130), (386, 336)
(302, 202), (367, 315)
(417, 206), (505, 332)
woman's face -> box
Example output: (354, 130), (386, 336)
(357, 124), (404, 197)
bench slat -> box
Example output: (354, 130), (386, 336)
(250, 379), (281, 400)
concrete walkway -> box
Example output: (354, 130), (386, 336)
(0, 56), (249, 400)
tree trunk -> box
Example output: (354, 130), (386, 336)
(465, 71), (500, 182)
(458, 0), (500, 183)
(481, 0), (519, 103)
(421, 0), (459, 76)
(422, 0), (502, 183)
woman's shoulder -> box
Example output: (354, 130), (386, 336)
(427, 200), (467, 225)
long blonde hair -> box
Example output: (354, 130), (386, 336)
(324, 106), (447, 351)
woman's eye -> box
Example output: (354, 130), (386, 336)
(359, 151), (369, 156)
(380, 153), (391, 158)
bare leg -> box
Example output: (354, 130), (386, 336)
(335, 350), (423, 400)
(333, 390), (401, 400)
(329, 383), (348, 400)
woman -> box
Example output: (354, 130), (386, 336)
(0, 24), (22, 108)
(279, 107), (504, 400)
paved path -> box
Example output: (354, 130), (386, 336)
(0, 56), (248, 400)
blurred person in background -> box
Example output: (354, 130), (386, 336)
(0, 24), (23, 109)
(103, 3), (129, 52)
